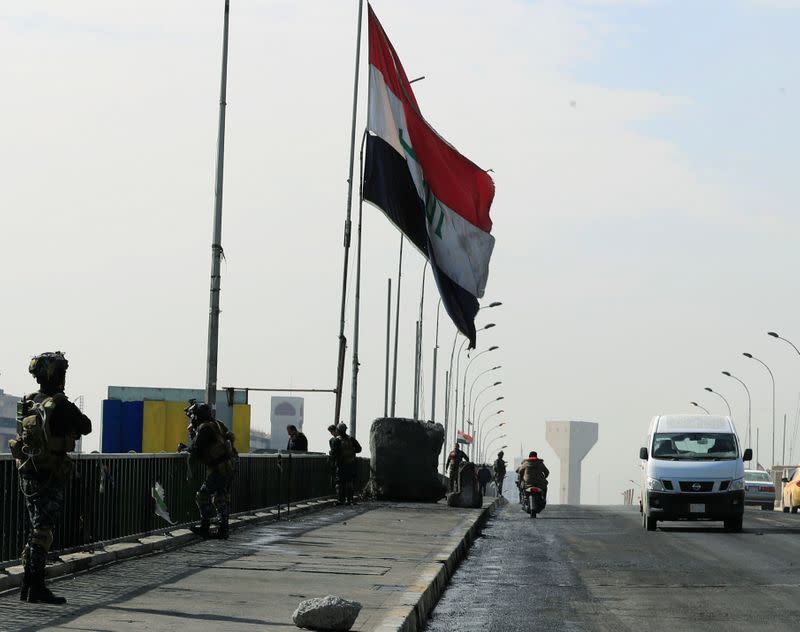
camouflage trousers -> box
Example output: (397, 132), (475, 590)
(335, 462), (357, 503)
(196, 465), (234, 524)
(20, 477), (64, 574)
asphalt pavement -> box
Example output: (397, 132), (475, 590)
(425, 502), (800, 632)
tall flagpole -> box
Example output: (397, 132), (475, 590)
(390, 235), (403, 416)
(384, 278), (392, 416)
(333, 0), (365, 426)
(349, 131), (367, 439)
(205, 0), (231, 409)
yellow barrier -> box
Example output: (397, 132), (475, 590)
(164, 401), (188, 453)
(142, 401), (166, 452)
(232, 404), (251, 454)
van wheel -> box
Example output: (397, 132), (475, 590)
(783, 506), (790, 513)
(724, 516), (743, 532)
(645, 515), (657, 531)
(792, 507), (799, 514)
(761, 504), (773, 511)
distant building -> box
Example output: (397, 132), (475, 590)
(102, 386), (251, 453)
(0, 389), (20, 453)
(270, 396), (304, 451)
(250, 429), (271, 452)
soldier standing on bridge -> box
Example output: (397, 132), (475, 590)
(493, 451), (507, 495)
(11, 352), (92, 605)
(446, 442), (470, 492)
(181, 401), (237, 539)
(330, 423), (361, 505)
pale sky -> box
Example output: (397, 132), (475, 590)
(2, 0), (800, 504)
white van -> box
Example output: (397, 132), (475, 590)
(639, 415), (752, 532)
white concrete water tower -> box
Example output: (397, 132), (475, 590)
(545, 420), (599, 505)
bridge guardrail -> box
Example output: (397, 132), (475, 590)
(0, 452), (370, 565)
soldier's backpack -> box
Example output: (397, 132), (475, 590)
(337, 436), (356, 465)
(9, 396), (74, 475)
(193, 420), (235, 466)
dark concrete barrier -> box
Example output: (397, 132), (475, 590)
(367, 417), (447, 502)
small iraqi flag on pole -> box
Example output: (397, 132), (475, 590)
(457, 430), (473, 445)
(363, 5), (495, 348)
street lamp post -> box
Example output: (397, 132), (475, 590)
(469, 379), (501, 426)
(704, 387), (732, 417)
(461, 346), (500, 430)
(476, 406), (504, 457)
(483, 434), (507, 463)
(768, 331), (800, 464)
(690, 401), (710, 414)
(430, 298), (442, 423)
(449, 323), (495, 447)
(722, 371), (752, 457)
(743, 352), (776, 468)
(768, 331), (800, 357)
(468, 369), (501, 422)
(480, 422), (505, 461)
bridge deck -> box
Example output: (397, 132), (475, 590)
(0, 500), (493, 632)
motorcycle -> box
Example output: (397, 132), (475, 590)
(521, 485), (546, 518)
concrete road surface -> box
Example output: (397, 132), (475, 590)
(426, 504), (800, 632)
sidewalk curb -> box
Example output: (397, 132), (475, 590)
(0, 498), (336, 594)
(376, 496), (507, 632)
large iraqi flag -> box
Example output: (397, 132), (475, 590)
(363, 5), (495, 348)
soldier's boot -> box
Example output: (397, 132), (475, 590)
(214, 516), (230, 540)
(190, 521), (211, 538)
(19, 548), (31, 602)
(27, 572), (66, 605)
(19, 566), (30, 602)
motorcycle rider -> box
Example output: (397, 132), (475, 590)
(517, 451), (549, 500)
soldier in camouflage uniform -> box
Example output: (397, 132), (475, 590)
(10, 352), (92, 605)
(446, 442), (470, 492)
(329, 423), (362, 505)
(180, 401), (237, 539)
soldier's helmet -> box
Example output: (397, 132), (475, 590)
(185, 400), (213, 423)
(337, 422), (348, 434)
(28, 351), (69, 382)
(498, 450), (504, 458)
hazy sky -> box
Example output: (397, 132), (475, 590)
(3, 1), (800, 503)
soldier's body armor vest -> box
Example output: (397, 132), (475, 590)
(194, 420), (234, 467)
(337, 436), (356, 465)
(9, 395), (75, 477)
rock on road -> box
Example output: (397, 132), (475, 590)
(425, 503), (800, 632)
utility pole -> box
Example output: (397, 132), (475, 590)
(205, 0), (231, 409)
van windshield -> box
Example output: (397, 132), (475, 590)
(652, 432), (739, 460)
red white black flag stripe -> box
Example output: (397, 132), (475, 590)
(363, 5), (495, 347)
